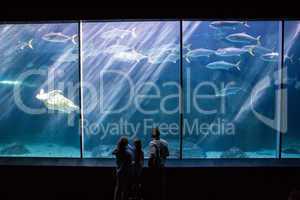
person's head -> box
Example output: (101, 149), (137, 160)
(134, 138), (142, 151)
(152, 127), (160, 140)
(117, 136), (128, 151)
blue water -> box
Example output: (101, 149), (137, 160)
(182, 21), (279, 158)
(282, 21), (300, 158)
(82, 22), (180, 158)
(0, 23), (80, 157)
(0, 21), (299, 159)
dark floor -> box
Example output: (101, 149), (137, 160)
(0, 163), (299, 200)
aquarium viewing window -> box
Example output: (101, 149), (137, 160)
(0, 20), (299, 161)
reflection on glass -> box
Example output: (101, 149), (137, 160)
(183, 21), (280, 158)
(282, 21), (300, 158)
(82, 21), (180, 158)
(0, 23), (80, 157)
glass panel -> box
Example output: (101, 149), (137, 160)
(282, 21), (300, 158)
(183, 21), (280, 158)
(82, 21), (180, 158)
(0, 23), (81, 157)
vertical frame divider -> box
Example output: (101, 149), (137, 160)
(79, 20), (84, 159)
(280, 20), (285, 159)
(276, 20), (284, 159)
(179, 20), (184, 160)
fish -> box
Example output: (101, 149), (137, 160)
(260, 52), (279, 62)
(112, 49), (147, 62)
(295, 82), (300, 90)
(226, 32), (261, 45)
(147, 50), (179, 64)
(216, 86), (246, 97)
(215, 46), (255, 57)
(0, 80), (35, 87)
(284, 54), (294, 63)
(102, 44), (132, 54)
(36, 89), (79, 114)
(184, 48), (215, 63)
(242, 45), (274, 55)
(100, 27), (137, 40)
(206, 61), (241, 71)
(209, 21), (250, 30)
(42, 32), (77, 44)
(19, 39), (33, 50)
(166, 53), (180, 63)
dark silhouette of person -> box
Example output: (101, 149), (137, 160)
(131, 138), (144, 199)
(148, 127), (169, 200)
(113, 136), (132, 200)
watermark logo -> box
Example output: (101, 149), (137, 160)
(10, 66), (288, 137)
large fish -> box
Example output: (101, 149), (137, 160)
(215, 46), (255, 57)
(36, 89), (79, 114)
(147, 49), (179, 64)
(206, 61), (241, 71)
(100, 27), (137, 40)
(42, 32), (77, 44)
(242, 45), (274, 55)
(209, 21), (250, 30)
(216, 86), (246, 97)
(102, 44), (132, 54)
(226, 32), (261, 45)
(184, 48), (215, 63)
(112, 49), (147, 62)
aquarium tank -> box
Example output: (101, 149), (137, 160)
(182, 21), (280, 158)
(82, 21), (180, 158)
(282, 21), (300, 158)
(0, 20), (298, 160)
(0, 23), (81, 157)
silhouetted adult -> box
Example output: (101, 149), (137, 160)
(131, 138), (144, 199)
(113, 137), (132, 200)
(148, 128), (169, 200)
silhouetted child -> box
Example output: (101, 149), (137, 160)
(131, 138), (144, 199)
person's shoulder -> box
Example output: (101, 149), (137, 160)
(112, 148), (118, 155)
(149, 140), (156, 145)
(160, 139), (168, 146)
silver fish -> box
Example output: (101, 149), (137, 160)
(226, 32), (261, 45)
(42, 32), (77, 44)
(295, 81), (300, 90)
(100, 27), (137, 40)
(112, 49), (147, 62)
(209, 21), (250, 30)
(206, 61), (241, 71)
(184, 48), (215, 63)
(260, 52), (279, 62)
(0, 80), (35, 87)
(102, 44), (132, 54)
(215, 46), (254, 57)
(242, 45), (274, 55)
(216, 86), (246, 97)
(147, 49), (179, 64)
(19, 39), (33, 50)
